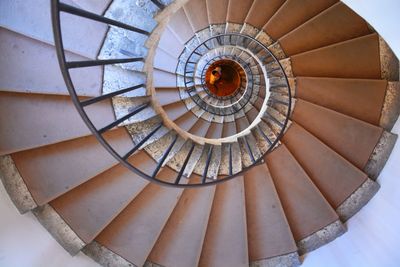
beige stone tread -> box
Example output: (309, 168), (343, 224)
(236, 115), (251, 132)
(167, 8), (195, 44)
(147, 176), (216, 267)
(0, 28), (102, 96)
(294, 77), (387, 126)
(264, 0), (338, 40)
(184, 0), (209, 32)
(282, 122), (378, 216)
(162, 101), (189, 121)
(244, 164), (299, 263)
(289, 33), (382, 79)
(199, 176), (249, 267)
(155, 87), (181, 106)
(49, 151), (153, 246)
(0, 91), (114, 155)
(265, 144), (344, 254)
(245, 0), (285, 29)
(0, 0), (109, 59)
(189, 117), (212, 138)
(157, 26), (185, 59)
(226, 0), (253, 24)
(154, 48), (179, 74)
(173, 111), (200, 132)
(292, 99), (383, 170)
(11, 128), (133, 205)
(94, 168), (186, 267)
(206, 0), (229, 25)
(205, 122), (224, 139)
(222, 121), (237, 137)
(278, 2), (372, 56)
(153, 69), (177, 88)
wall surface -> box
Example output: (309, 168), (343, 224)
(1, 1), (400, 266)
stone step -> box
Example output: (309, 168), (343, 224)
(264, 0), (338, 41)
(278, 2), (373, 57)
(38, 151), (152, 254)
(167, 8), (195, 44)
(0, 91), (114, 155)
(293, 77), (392, 127)
(184, 0), (209, 32)
(0, 28), (102, 96)
(244, 164), (300, 266)
(4, 128), (132, 212)
(207, 0), (229, 25)
(147, 177), (216, 267)
(265, 144), (346, 254)
(245, 0), (286, 30)
(226, 0), (253, 25)
(199, 176), (249, 267)
(87, 168), (186, 267)
(292, 99), (385, 172)
(288, 33), (386, 79)
(0, 0), (108, 59)
(282, 122), (380, 221)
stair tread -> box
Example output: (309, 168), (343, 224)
(265, 144), (340, 242)
(94, 168), (186, 267)
(264, 0), (338, 40)
(167, 8), (195, 44)
(199, 176), (249, 267)
(147, 176), (216, 267)
(226, 0), (253, 24)
(290, 33), (382, 79)
(206, 0), (229, 25)
(11, 128), (132, 205)
(295, 77), (387, 126)
(282, 122), (368, 208)
(245, 0), (285, 29)
(0, 0), (108, 59)
(50, 151), (152, 244)
(279, 2), (372, 56)
(0, 92), (114, 155)
(244, 164), (298, 261)
(292, 99), (383, 169)
(184, 0), (209, 32)
(0, 28), (102, 96)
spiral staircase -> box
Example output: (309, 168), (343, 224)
(1, 0), (399, 266)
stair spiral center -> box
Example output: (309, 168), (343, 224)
(205, 59), (242, 97)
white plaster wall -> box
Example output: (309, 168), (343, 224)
(0, 1), (399, 266)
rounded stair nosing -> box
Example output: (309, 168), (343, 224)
(379, 81), (400, 130)
(379, 36), (399, 81)
(0, 155), (37, 213)
(296, 219), (346, 255)
(33, 204), (85, 256)
(336, 178), (380, 221)
(363, 130), (398, 180)
(250, 251), (301, 267)
(83, 241), (135, 267)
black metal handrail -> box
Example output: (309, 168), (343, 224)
(51, 0), (292, 187)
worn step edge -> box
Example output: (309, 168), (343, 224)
(33, 204), (86, 255)
(379, 81), (400, 130)
(83, 241), (135, 267)
(336, 178), (380, 221)
(297, 219), (346, 255)
(250, 251), (301, 267)
(0, 155), (37, 213)
(363, 131), (398, 180)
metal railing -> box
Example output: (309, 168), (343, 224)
(51, 0), (292, 187)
